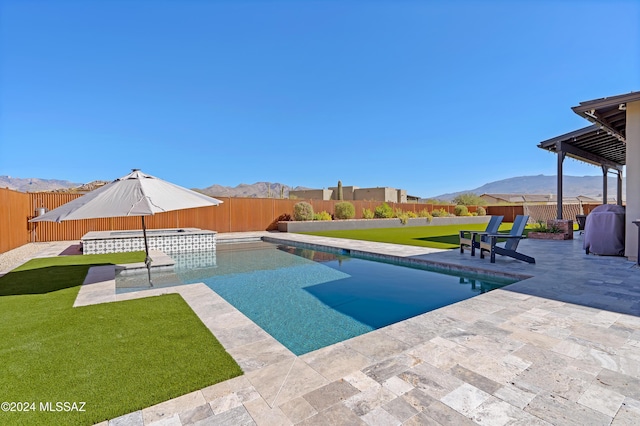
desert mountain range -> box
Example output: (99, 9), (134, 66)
(431, 175), (626, 201)
(1, 174), (624, 200)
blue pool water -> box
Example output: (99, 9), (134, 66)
(171, 242), (516, 355)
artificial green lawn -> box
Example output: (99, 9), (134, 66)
(0, 252), (242, 426)
(302, 223), (529, 249)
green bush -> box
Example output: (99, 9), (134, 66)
(431, 208), (450, 217)
(293, 202), (314, 221)
(454, 205), (469, 216)
(417, 209), (433, 223)
(397, 212), (410, 225)
(374, 203), (394, 218)
(406, 210), (417, 218)
(362, 208), (374, 219)
(313, 211), (332, 221)
(334, 202), (355, 220)
(476, 206), (486, 216)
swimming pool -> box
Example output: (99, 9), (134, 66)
(169, 241), (516, 355)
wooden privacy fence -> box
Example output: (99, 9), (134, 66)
(1, 190), (534, 253)
(23, 193), (471, 243)
(0, 188), (31, 254)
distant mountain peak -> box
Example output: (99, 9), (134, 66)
(199, 182), (310, 198)
(431, 174), (626, 201)
(0, 176), (80, 192)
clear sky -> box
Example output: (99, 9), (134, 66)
(1, 0), (638, 197)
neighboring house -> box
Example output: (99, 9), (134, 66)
(479, 193), (619, 205)
(288, 189), (333, 200)
(290, 185), (408, 203)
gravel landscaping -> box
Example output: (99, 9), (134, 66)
(0, 243), (57, 275)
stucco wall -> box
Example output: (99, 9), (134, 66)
(278, 216), (491, 232)
(625, 100), (640, 260)
(353, 187), (397, 202)
(289, 189), (333, 200)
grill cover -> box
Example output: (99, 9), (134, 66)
(583, 204), (625, 256)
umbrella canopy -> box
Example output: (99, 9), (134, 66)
(30, 169), (223, 286)
(30, 169), (222, 223)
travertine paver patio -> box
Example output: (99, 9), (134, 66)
(29, 231), (640, 425)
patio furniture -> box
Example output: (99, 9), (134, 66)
(459, 215), (504, 256)
(634, 220), (640, 265)
(479, 215), (535, 264)
(576, 214), (587, 233)
(583, 204), (625, 256)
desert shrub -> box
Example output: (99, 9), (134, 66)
(417, 208), (433, 223)
(374, 202), (394, 218)
(397, 212), (410, 225)
(471, 212), (478, 216)
(362, 208), (374, 219)
(476, 206), (486, 216)
(406, 210), (417, 218)
(334, 202), (355, 220)
(313, 211), (332, 221)
(533, 220), (560, 233)
(431, 208), (450, 217)
(454, 205), (469, 216)
(293, 202), (314, 221)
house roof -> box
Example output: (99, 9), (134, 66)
(481, 193), (555, 203)
(480, 193), (614, 204)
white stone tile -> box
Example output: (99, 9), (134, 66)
(493, 383), (538, 409)
(361, 406), (402, 426)
(472, 397), (551, 426)
(441, 383), (491, 416)
(577, 383), (626, 417)
(344, 371), (382, 392)
(382, 376), (414, 396)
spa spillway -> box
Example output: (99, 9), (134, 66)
(81, 228), (217, 255)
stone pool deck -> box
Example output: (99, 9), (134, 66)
(15, 232), (640, 425)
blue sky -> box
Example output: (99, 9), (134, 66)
(1, 0), (638, 197)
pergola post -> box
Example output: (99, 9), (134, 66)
(602, 166), (609, 204)
(617, 170), (623, 206)
(556, 144), (565, 219)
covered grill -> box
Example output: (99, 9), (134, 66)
(583, 204), (625, 256)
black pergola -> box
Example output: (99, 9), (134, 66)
(538, 91), (640, 219)
(538, 125), (624, 218)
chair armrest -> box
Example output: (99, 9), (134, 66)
(484, 234), (524, 239)
(459, 230), (480, 237)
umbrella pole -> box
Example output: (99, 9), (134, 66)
(141, 216), (153, 287)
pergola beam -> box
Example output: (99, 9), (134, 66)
(602, 165), (608, 204)
(557, 150), (565, 219)
(555, 141), (623, 172)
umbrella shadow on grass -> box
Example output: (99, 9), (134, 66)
(0, 264), (100, 296)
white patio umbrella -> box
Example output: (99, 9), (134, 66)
(30, 169), (222, 285)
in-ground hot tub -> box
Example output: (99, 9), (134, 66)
(81, 228), (217, 255)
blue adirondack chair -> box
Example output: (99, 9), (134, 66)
(459, 215), (504, 256)
(479, 215), (535, 264)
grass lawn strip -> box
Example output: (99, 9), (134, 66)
(0, 252), (242, 426)
(301, 223), (529, 249)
